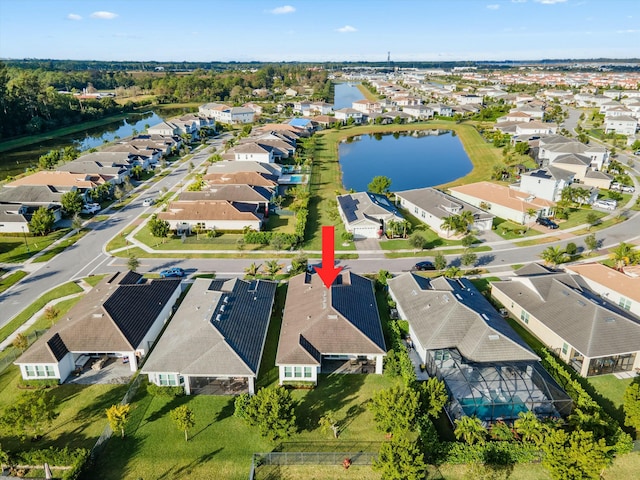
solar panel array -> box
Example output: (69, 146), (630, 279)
(337, 195), (359, 222)
(104, 279), (181, 348)
(209, 279), (277, 372)
(46, 333), (69, 361)
(331, 273), (386, 350)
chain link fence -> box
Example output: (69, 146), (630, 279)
(250, 451), (378, 479)
(0, 329), (47, 373)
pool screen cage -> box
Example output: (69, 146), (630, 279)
(427, 348), (572, 425)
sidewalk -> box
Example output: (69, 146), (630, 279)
(0, 279), (91, 351)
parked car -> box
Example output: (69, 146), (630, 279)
(160, 267), (185, 278)
(413, 261), (436, 271)
(620, 185), (635, 193)
(142, 198), (154, 207)
(536, 217), (558, 229)
(593, 199), (617, 210)
(80, 203), (100, 214)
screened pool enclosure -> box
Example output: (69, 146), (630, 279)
(427, 349), (572, 424)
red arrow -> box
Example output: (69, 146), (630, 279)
(314, 226), (343, 288)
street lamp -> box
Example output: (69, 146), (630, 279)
(21, 225), (29, 254)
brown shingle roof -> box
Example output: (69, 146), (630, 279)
(158, 200), (259, 222)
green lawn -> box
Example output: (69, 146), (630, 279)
(0, 270), (28, 294)
(0, 229), (71, 264)
(0, 366), (127, 452)
(89, 374), (396, 480)
(0, 281), (83, 345)
(558, 207), (607, 230)
(32, 228), (89, 263)
(493, 218), (541, 240)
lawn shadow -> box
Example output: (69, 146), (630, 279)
(143, 394), (190, 424)
(295, 373), (366, 433)
(215, 396), (235, 422)
(79, 433), (146, 480)
(154, 447), (224, 480)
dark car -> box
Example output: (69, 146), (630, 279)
(160, 267), (185, 278)
(413, 261), (436, 271)
(536, 217), (558, 229)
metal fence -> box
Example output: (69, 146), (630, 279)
(250, 451), (378, 479)
(0, 329), (47, 374)
(90, 374), (144, 460)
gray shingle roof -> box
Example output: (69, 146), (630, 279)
(337, 192), (403, 226)
(142, 278), (277, 377)
(492, 271), (640, 358)
(387, 273), (537, 363)
(395, 187), (493, 222)
(276, 272), (386, 366)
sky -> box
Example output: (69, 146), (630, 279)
(0, 0), (639, 62)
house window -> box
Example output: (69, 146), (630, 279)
(414, 207), (418, 214)
(562, 343), (568, 355)
(35, 365), (46, 377)
(294, 366), (302, 378)
(158, 374), (177, 386)
(304, 367), (312, 378)
(619, 297), (631, 311)
(421, 211), (426, 218)
(45, 365), (55, 377)
(520, 310), (530, 324)
(284, 366), (292, 378)
(25, 366), (36, 377)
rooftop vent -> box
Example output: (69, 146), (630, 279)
(488, 334), (500, 341)
(214, 314), (222, 322)
(92, 313), (104, 318)
(328, 315), (338, 320)
(577, 300), (586, 307)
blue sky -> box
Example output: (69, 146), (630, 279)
(0, 0), (638, 62)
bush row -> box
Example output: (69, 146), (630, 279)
(10, 447), (89, 480)
(243, 230), (298, 247)
(146, 383), (184, 397)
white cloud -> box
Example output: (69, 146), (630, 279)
(487, 4), (500, 9)
(337, 25), (357, 33)
(511, 0), (527, 3)
(534, 0), (567, 4)
(67, 13), (82, 21)
(270, 5), (295, 14)
(90, 11), (118, 20)
(617, 29), (639, 34)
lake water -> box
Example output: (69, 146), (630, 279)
(333, 82), (366, 110)
(0, 107), (196, 181)
(338, 130), (473, 192)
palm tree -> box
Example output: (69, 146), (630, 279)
(514, 411), (546, 446)
(454, 416), (487, 445)
(131, 165), (143, 181)
(539, 246), (568, 267)
(457, 210), (475, 233)
(440, 216), (457, 238)
(526, 208), (538, 232)
(444, 266), (462, 278)
(610, 242), (639, 271)
(244, 262), (261, 279)
(263, 260), (283, 279)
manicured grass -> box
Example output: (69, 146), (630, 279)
(32, 228), (89, 263)
(0, 281), (83, 345)
(557, 208), (607, 230)
(256, 283), (287, 389)
(0, 229), (71, 264)
(106, 224), (138, 251)
(89, 373), (396, 480)
(0, 270), (27, 294)
(587, 375), (633, 409)
(264, 211), (296, 234)
(493, 219), (540, 240)
(384, 246), (491, 259)
(0, 365), (128, 452)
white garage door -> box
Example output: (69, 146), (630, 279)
(353, 226), (379, 239)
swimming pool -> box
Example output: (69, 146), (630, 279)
(459, 396), (528, 421)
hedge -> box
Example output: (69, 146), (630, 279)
(10, 447), (89, 480)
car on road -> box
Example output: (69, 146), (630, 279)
(535, 217), (558, 229)
(159, 267), (185, 278)
(80, 203), (100, 214)
(142, 198), (154, 207)
(413, 261), (436, 271)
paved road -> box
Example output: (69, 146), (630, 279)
(2, 133), (639, 330)
(0, 136), (228, 328)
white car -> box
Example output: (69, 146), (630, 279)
(142, 198), (154, 207)
(592, 199), (617, 210)
(80, 203), (100, 214)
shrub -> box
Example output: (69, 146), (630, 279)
(146, 383), (184, 397)
(17, 378), (59, 389)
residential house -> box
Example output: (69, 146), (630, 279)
(293, 100), (312, 116)
(565, 263), (640, 318)
(142, 277), (276, 395)
(351, 99), (382, 114)
(334, 108), (363, 124)
(449, 181), (555, 224)
(604, 115), (638, 136)
(179, 185), (273, 217)
(309, 101), (334, 115)
(538, 136), (609, 171)
(491, 263), (640, 377)
(515, 121), (558, 136)
(517, 167), (574, 203)
(199, 103), (255, 124)
(427, 103), (453, 117)
(232, 143), (275, 164)
(337, 192), (404, 239)
(158, 200), (262, 233)
(203, 171), (279, 192)
(6, 171), (110, 201)
(0, 203), (59, 234)
(395, 187), (494, 235)
(206, 160), (282, 179)
(497, 111), (533, 123)
(102, 144), (160, 169)
(388, 273), (571, 422)
(14, 272), (182, 383)
(275, 271), (386, 386)
(402, 104), (434, 120)
(148, 121), (180, 137)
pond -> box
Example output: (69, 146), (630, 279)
(0, 106), (197, 181)
(338, 130), (473, 192)
(333, 82), (366, 110)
